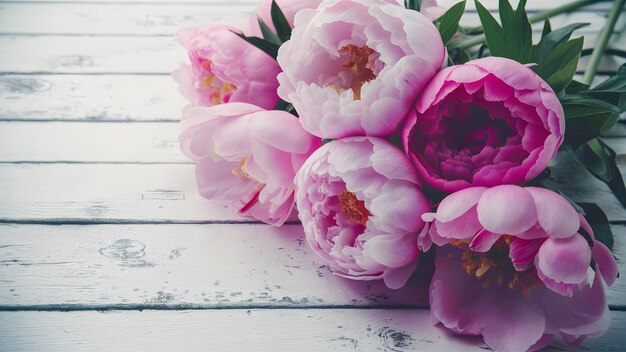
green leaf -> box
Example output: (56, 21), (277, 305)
(257, 18), (282, 45)
(475, 1), (507, 57)
(541, 18), (552, 38)
(232, 32), (280, 60)
(532, 23), (589, 65)
(273, 99), (297, 116)
(271, 0), (292, 42)
(561, 94), (620, 148)
(572, 139), (626, 208)
(406, 0), (424, 11)
(578, 203), (614, 250)
(475, 0), (533, 63)
(565, 80), (590, 94)
(437, 1), (466, 44)
(537, 36), (583, 93)
(587, 64), (626, 112)
(498, 0), (533, 63)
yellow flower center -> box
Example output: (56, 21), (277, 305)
(199, 60), (237, 105)
(232, 158), (251, 178)
(338, 189), (371, 225)
(452, 236), (543, 296)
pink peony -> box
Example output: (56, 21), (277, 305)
(277, 0), (445, 138)
(173, 24), (281, 110)
(403, 57), (565, 193)
(180, 103), (322, 226)
(419, 185), (618, 351)
(295, 137), (430, 288)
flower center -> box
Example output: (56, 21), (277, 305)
(199, 60), (237, 105)
(232, 158), (251, 178)
(340, 44), (377, 100)
(338, 189), (370, 225)
(452, 236), (542, 295)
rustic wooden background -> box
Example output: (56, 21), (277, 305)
(0, 0), (625, 350)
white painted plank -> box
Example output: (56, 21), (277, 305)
(1, 309), (626, 352)
(0, 3), (256, 36)
(0, 163), (243, 222)
(0, 36), (185, 74)
(0, 223), (622, 308)
(0, 122), (187, 163)
(0, 160), (624, 222)
(0, 31), (622, 74)
(0, 3), (619, 35)
(0, 75), (186, 121)
(0, 223), (431, 308)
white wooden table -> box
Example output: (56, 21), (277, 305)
(0, 0), (625, 350)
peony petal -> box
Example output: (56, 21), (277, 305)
(364, 234), (418, 268)
(382, 260), (419, 289)
(435, 187), (487, 222)
(469, 229), (501, 252)
(526, 187), (579, 238)
(535, 235), (592, 295)
(592, 240), (618, 287)
(477, 185), (537, 235)
(509, 237), (545, 271)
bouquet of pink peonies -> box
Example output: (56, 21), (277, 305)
(174, 0), (625, 350)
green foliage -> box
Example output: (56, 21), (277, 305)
(475, 0), (532, 63)
(578, 203), (614, 250)
(405, 0), (424, 11)
(435, 1), (466, 44)
(562, 95), (620, 149)
(571, 139), (626, 208)
(232, 0), (292, 60)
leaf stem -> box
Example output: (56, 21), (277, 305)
(581, 0), (626, 85)
(457, 0), (603, 50)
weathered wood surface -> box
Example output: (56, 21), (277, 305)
(0, 75), (186, 122)
(0, 0), (625, 351)
(1, 309), (626, 352)
(0, 223), (432, 309)
(0, 223), (623, 309)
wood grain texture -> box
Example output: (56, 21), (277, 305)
(0, 2), (620, 35)
(0, 157), (624, 223)
(0, 223), (623, 309)
(0, 223), (431, 309)
(0, 122), (187, 163)
(1, 309), (626, 352)
(0, 75), (186, 121)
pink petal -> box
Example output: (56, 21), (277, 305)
(526, 187), (579, 238)
(436, 187), (487, 222)
(535, 235), (592, 295)
(477, 185), (537, 235)
(592, 240), (618, 287)
(364, 234), (418, 269)
(469, 229), (501, 252)
(382, 260), (419, 289)
(509, 237), (546, 271)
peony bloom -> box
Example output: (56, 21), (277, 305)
(180, 102), (322, 226)
(420, 185), (618, 351)
(295, 137), (430, 288)
(403, 57), (565, 193)
(277, 0), (445, 139)
(173, 24), (281, 110)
